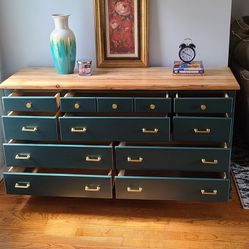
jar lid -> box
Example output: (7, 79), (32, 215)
(77, 59), (92, 64)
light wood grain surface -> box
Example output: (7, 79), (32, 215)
(0, 180), (249, 249)
(0, 67), (240, 90)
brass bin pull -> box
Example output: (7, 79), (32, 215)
(22, 126), (38, 132)
(15, 182), (30, 189)
(142, 128), (159, 134)
(15, 153), (31, 160)
(127, 187), (143, 193)
(201, 190), (218, 196)
(201, 159), (218, 165)
(85, 186), (101, 192)
(71, 127), (87, 133)
(85, 156), (102, 162)
(127, 157), (143, 163)
(194, 128), (211, 134)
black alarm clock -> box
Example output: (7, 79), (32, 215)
(179, 38), (196, 63)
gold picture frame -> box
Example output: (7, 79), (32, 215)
(94, 0), (148, 68)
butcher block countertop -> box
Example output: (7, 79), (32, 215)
(0, 67), (240, 91)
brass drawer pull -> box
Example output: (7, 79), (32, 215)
(142, 128), (159, 134)
(127, 187), (143, 193)
(22, 126), (38, 132)
(194, 128), (211, 134)
(149, 104), (156, 110)
(15, 153), (31, 160)
(85, 156), (102, 162)
(15, 182), (30, 189)
(127, 157), (143, 163)
(85, 185), (101, 192)
(74, 103), (80, 109)
(112, 103), (118, 110)
(200, 104), (207, 111)
(201, 159), (218, 165)
(25, 102), (32, 109)
(71, 127), (87, 133)
(201, 190), (218, 196)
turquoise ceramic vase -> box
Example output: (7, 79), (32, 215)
(50, 14), (76, 74)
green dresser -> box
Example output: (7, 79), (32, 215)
(0, 67), (240, 202)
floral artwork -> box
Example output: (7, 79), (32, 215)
(105, 0), (138, 58)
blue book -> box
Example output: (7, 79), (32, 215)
(173, 61), (204, 74)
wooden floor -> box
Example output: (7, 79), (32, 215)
(0, 181), (249, 249)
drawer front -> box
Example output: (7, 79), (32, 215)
(4, 171), (112, 198)
(174, 97), (233, 113)
(4, 143), (113, 169)
(97, 98), (133, 113)
(59, 117), (170, 142)
(60, 97), (96, 112)
(173, 117), (232, 143)
(115, 176), (229, 201)
(2, 116), (58, 141)
(2, 95), (59, 112)
(135, 98), (171, 113)
(115, 146), (231, 172)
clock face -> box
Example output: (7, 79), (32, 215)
(179, 47), (196, 63)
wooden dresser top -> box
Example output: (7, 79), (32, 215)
(0, 67), (240, 90)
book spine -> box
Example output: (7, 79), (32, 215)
(173, 70), (204, 74)
(176, 67), (203, 71)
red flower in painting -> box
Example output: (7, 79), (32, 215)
(111, 32), (122, 48)
(115, 0), (131, 16)
(110, 16), (121, 30)
(122, 19), (132, 33)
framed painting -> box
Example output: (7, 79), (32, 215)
(94, 0), (148, 67)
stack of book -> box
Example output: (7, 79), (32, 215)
(173, 61), (204, 75)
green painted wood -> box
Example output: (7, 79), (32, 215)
(115, 175), (230, 201)
(2, 115), (58, 141)
(134, 98), (171, 113)
(173, 116), (232, 143)
(60, 97), (96, 112)
(4, 143), (113, 169)
(4, 171), (112, 198)
(97, 97), (133, 112)
(115, 145), (231, 172)
(2, 96), (58, 112)
(174, 97), (233, 113)
(59, 117), (170, 142)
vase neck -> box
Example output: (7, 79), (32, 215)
(52, 15), (69, 30)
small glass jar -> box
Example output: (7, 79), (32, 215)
(77, 59), (92, 76)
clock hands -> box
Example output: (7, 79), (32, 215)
(182, 50), (192, 57)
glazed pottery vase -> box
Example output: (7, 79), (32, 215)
(50, 14), (76, 74)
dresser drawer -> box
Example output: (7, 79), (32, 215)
(59, 116), (170, 142)
(115, 171), (229, 201)
(60, 92), (96, 112)
(4, 142), (113, 169)
(2, 113), (58, 141)
(174, 97), (233, 113)
(134, 97), (171, 113)
(173, 116), (232, 143)
(4, 168), (113, 198)
(2, 92), (60, 112)
(115, 144), (231, 172)
(97, 97), (133, 113)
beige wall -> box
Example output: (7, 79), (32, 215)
(0, 0), (232, 79)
